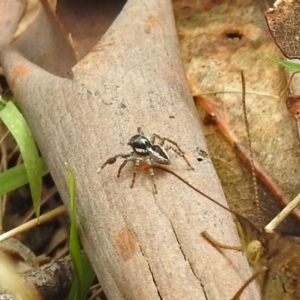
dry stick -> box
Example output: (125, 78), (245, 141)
(201, 90), (278, 100)
(265, 193), (300, 232)
(240, 71), (259, 210)
(194, 94), (300, 221)
(21, 186), (58, 223)
(0, 130), (10, 145)
(0, 205), (66, 242)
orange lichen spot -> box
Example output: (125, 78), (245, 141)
(114, 228), (138, 261)
(10, 65), (30, 89)
(144, 14), (158, 34)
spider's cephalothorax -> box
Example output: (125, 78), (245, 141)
(98, 127), (194, 193)
(128, 129), (170, 164)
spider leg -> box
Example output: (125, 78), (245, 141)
(117, 158), (133, 178)
(130, 158), (141, 189)
(152, 134), (185, 153)
(165, 145), (194, 170)
(98, 153), (131, 173)
(145, 158), (157, 194)
(151, 133), (165, 145)
(159, 136), (185, 153)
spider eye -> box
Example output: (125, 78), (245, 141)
(128, 135), (151, 154)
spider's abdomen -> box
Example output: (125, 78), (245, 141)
(148, 145), (170, 164)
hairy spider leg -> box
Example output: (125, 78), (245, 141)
(114, 156), (142, 189)
(144, 156), (157, 194)
(117, 157), (142, 189)
(150, 134), (182, 150)
(164, 145), (194, 170)
(151, 134), (194, 170)
(131, 158), (140, 188)
(97, 153), (131, 173)
(121, 155), (158, 194)
(117, 156), (136, 178)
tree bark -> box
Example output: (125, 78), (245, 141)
(1, 0), (259, 299)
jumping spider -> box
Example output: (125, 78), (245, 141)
(98, 127), (194, 193)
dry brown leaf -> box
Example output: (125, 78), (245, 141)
(175, 0), (300, 235)
(265, 0), (300, 59)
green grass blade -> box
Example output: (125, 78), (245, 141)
(0, 158), (48, 196)
(68, 253), (96, 300)
(0, 98), (6, 109)
(266, 55), (300, 71)
(80, 253), (95, 298)
(66, 163), (95, 300)
(0, 101), (43, 217)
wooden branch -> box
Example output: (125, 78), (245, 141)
(0, 0), (260, 299)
